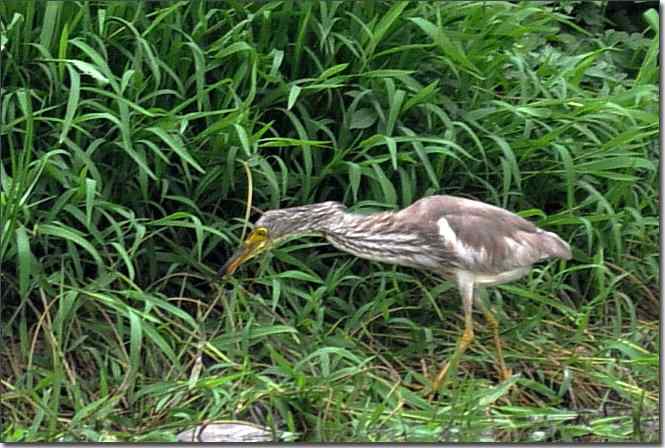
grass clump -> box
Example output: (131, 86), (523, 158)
(0, 1), (659, 442)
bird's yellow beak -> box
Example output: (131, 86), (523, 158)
(220, 228), (271, 276)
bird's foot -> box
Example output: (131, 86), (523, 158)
(426, 362), (450, 401)
(499, 366), (513, 382)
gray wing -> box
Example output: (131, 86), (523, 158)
(397, 195), (571, 274)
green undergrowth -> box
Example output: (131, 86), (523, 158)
(0, 1), (659, 442)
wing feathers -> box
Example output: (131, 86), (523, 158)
(398, 195), (571, 273)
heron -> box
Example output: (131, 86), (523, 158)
(220, 195), (572, 391)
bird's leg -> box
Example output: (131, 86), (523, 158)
(477, 295), (512, 381)
(431, 279), (475, 393)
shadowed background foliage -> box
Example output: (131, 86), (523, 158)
(1, 0), (659, 442)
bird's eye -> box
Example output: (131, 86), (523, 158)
(255, 227), (268, 237)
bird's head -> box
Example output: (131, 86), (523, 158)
(220, 202), (345, 276)
(219, 225), (271, 276)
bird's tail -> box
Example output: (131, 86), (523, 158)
(542, 231), (572, 260)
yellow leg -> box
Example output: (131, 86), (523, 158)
(477, 298), (512, 381)
(431, 280), (475, 393)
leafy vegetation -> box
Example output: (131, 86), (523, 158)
(1, 1), (659, 442)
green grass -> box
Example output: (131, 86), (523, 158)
(0, 0), (659, 442)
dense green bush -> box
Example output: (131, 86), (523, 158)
(1, 1), (658, 442)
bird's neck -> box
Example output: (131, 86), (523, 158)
(323, 209), (396, 237)
(280, 203), (426, 265)
(284, 204), (396, 240)
(319, 209), (429, 267)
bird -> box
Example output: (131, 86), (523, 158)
(220, 195), (572, 391)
